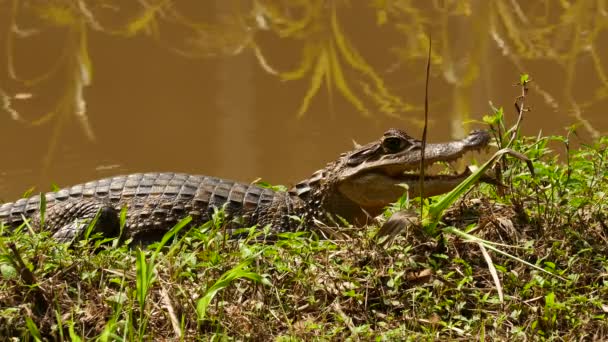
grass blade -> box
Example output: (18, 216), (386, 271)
(426, 148), (533, 231)
(478, 242), (504, 303)
(25, 316), (42, 341)
(135, 248), (153, 311)
(445, 227), (565, 281)
(152, 216), (192, 259)
(196, 259), (269, 321)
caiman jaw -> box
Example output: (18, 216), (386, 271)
(335, 129), (491, 213)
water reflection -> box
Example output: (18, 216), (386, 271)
(0, 0), (606, 199)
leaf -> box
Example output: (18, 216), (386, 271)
(135, 249), (154, 311)
(25, 316), (43, 341)
(545, 291), (555, 308)
(426, 148), (534, 232)
(152, 216), (192, 259)
(0, 264), (17, 279)
(83, 207), (104, 241)
(21, 187), (36, 199)
(445, 227), (565, 281)
(478, 243), (503, 302)
(255, 181), (288, 192)
(196, 260), (270, 320)
(68, 318), (82, 342)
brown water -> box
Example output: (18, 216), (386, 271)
(0, 1), (606, 200)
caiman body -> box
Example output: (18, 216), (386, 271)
(0, 129), (490, 243)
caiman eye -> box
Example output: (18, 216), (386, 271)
(382, 137), (404, 152)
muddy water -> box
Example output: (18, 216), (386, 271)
(0, 1), (606, 200)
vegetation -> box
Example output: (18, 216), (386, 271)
(1, 78), (608, 340)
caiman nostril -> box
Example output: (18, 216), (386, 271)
(463, 130), (491, 147)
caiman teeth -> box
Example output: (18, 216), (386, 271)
(399, 167), (472, 180)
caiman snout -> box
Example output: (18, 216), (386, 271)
(462, 130), (491, 148)
(332, 128), (492, 216)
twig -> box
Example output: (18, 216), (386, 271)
(419, 34), (431, 219)
(160, 283), (182, 339)
(506, 76), (529, 148)
(8, 243), (49, 315)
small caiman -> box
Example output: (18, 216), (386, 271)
(0, 129), (490, 243)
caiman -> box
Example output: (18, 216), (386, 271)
(0, 129), (490, 243)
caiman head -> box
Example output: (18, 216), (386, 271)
(290, 128), (491, 224)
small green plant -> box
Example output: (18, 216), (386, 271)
(196, 258), (271, 321)
(134, 216), (191, 335)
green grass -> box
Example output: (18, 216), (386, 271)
(2, 97), (608, 339)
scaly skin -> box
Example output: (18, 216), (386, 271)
(0, 129), (490, 242)
(0, 174), (301, 243)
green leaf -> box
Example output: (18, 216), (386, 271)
(83, 207), (104, 241)
(21, 187), (36, 199)
(135, 249), (154, 311)
(196, 259), (269, 320)
(0, 264), (17, 279)
(25, 316), (42, 341)
(545, 292), (555, 307)
(152, 216), (192, 258)
(426, 148), (534, 234)
(68, 318), (82, 342)
(255, 181), (288, 192)
(113, 206), (129, 248)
